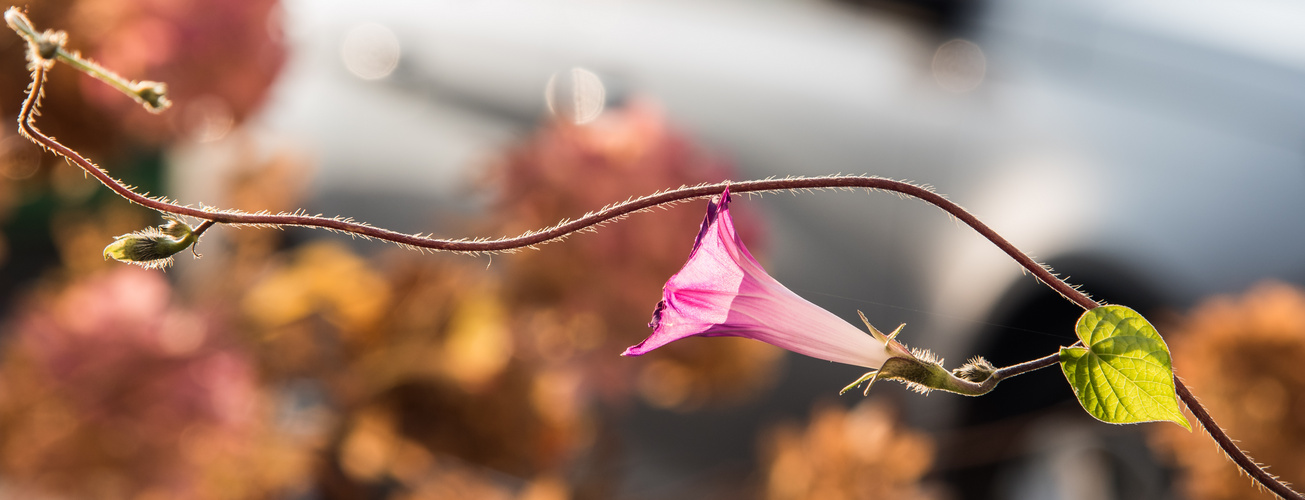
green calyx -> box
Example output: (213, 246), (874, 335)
(839, 319), (1004, 397)
(842, 356), (1003, 397)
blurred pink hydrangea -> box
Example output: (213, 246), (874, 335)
(0, 268), (296, 499)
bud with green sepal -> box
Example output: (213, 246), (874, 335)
(103, 216), (200, 269)
(839, 314), (1012, 397)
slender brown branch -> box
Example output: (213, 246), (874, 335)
(1176, 378), (1301, 499)
(992, 351), (1062, 380)
(0, 16), (1132, 314)
(18, 77), (1094, 296)
(191, 220), (215, 238)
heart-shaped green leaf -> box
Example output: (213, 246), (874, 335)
(1060, 305), (1190, 430)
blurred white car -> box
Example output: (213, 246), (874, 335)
(218, 0), (1305, 497)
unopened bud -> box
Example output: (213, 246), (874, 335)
(132, 81), (171, 112)
(103, 216), (197, 269)
(3, 8), (33, 36)
(5, 8), (65, 67)
(953, 356), (996, 382)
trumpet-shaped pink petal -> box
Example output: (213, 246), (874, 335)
(624, 188), (890, 369)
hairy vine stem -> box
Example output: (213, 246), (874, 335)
(8, 8), (1299, 499)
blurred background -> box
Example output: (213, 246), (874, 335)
(0, 0), (1303, 498)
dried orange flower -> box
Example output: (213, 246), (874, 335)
(1149, 282), (1305, 500)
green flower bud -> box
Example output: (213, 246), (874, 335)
(103, 216), (198, 269)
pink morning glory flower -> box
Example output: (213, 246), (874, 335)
(623, 187), (914, 371)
